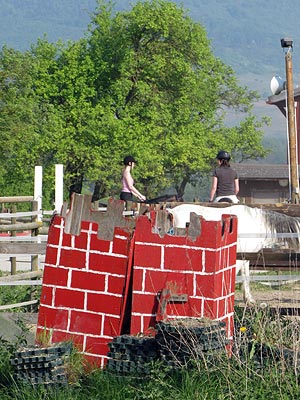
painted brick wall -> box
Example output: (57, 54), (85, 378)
(36, 195), (237, 368)
(37, 214), (133, 368)
(130, 212), (237, 339)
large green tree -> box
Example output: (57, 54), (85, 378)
(0, 46), (48, 198)
(0, 0), (268, 205)
(87, 0), (268, 199)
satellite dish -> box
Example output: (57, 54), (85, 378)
(270, 75), (286, 95)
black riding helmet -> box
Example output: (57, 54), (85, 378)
(216, 150), (231, 161)
(123, 155), (137, 165)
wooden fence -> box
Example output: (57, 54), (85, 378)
(0, 271), (43, 310)
(0, 196), (47, 275)
(1, 197), (300, 309)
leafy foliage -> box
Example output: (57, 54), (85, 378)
(0, 0), (269, 204)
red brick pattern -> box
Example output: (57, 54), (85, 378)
(130, 214), (237, 339)
(37, 214), (132, 368)
(37, 200), (237, 367)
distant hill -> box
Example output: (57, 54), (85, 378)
(1, 2), (299, 75)
(1, 0), (299, 162)
(0, 0), (97, 49)
(1, 0), (299, 92)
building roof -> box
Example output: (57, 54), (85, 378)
(267, 86), (300, 106)
(231, 164), (300, 179)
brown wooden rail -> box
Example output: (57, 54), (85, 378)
(238, 249), (300, 270)
(0, 197), (44, 274)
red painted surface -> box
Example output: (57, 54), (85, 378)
(0, 231), (31, 237)
(130, 213), (237, 336)
(37, 198), (237, 368)
(37, 212), (133, 368)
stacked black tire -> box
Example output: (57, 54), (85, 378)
(10, 342), (72, 387)
(156, 318), (229, 368)
(106, 335), (160, 375)
(107, 318), (229, 374)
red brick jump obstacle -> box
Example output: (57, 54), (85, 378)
(36, 194), (237, 368)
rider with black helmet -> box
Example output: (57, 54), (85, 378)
(120, 155), (146, 203)
(209, 150), (239, 203)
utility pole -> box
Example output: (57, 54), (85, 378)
(281, 38), (299, 204)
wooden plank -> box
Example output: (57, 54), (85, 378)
(31, 200), (39, 271)
(10, 204), (17, 275)
(249, 263), (299, 270)
(65, 193), (90, 236)
(0, 254), (44, 258)
(0, 280), (42, 286)
(0, 211), (41, 219)
(0, 271), (43, 281)
(0, 300), (38, 310)
(238, 249), (300, 262)
(91, 199), (135, 241)
(0, 236), (48, 242)
(237, 248), (300, 270)
(0, 243), (46, 255)
(0, 222), (41, 233)
(236, 275), (300, 282)
(0, 196), (34, 203)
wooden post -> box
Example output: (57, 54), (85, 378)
(10, 204), (17, 275)
(31, 200), (39, 271)
(285, 49), (299, 203)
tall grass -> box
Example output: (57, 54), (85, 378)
(2, 360), (299, 400)
(1, 304), (300, 399)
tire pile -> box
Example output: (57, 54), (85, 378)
(10, 342), (72, 387)
(106, 335), (160, 375)
(107, 318), (229, 374)
(156, 318), (229, 368)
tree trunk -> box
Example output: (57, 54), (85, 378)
(92, 180), (106, 203)
(176, 176), (190, 201)
(69, 175), (83, 201)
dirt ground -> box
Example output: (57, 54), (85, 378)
(234, 284), (300, 309)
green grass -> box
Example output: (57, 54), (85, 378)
(1, 305), (300, 399)
(1, 358), (300, 400)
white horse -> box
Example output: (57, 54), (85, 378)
(166, 204), (300, 304)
